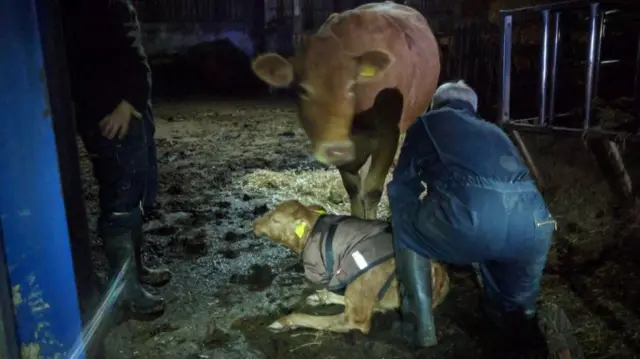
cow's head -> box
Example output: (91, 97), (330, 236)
(251, 35), (395, 166)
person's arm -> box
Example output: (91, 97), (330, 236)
(109, 0), (151, 114)
(394, 116), (428, 180)
(387, 173), (423, 250)
(387, 117), (428, 247)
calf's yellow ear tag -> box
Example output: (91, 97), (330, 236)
(295, 222), (308, 238)
(313, 209), (326, 215)
(359, 64), (377, 77)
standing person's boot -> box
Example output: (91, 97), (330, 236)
(392, 245), (438, 349)
(132, 225), (172, 287)
(103, 227), (165, 317)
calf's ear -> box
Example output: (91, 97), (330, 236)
(356, 49), (395, 83)
(251, 53), (295, 88)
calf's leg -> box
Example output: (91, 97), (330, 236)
(268, 295), (376, 334)
(269, 275), (379, 334)
(306, 289), (346, 307)
(268, 312), (352, 333)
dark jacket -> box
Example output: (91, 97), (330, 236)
(387, 99), (535, 257)
(303, 215), (395, 291)
(60, 0), (151, 120)
(394, 99), (531, 187)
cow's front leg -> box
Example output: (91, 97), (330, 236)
(361, 129), (400, 219)
(338, 168), (363, 218)
(338, 143), (371, 219)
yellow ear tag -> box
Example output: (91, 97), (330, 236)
(296, 209), (325, 237)
(295, 222), (308, 238)
(359, 64), (377, 77)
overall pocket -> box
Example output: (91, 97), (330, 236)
(424, 188), (480, 234)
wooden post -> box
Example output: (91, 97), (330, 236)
(586, 139), (635, 206)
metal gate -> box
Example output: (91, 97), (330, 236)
(498, 0), (640, 197)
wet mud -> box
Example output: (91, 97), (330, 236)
(75, 100), (640, 359)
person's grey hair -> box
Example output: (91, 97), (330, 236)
(430, 80), (478, 112)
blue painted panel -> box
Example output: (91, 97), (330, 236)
(0, 0), (85, 356)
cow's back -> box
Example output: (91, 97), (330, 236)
(316, 2), (440, 132)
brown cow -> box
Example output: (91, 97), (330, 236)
(252, 1), (441, 219)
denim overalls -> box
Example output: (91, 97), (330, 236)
(388, 100), (555, 324)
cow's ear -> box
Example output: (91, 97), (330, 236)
(252, 53), (294, 87)
(356, 49), (394, 82)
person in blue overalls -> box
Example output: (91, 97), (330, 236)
(60, 0), (170, 317)
(388, 80), (556, 356)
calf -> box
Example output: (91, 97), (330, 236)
(251, 2), (441, 219)
(253, 200), (450, 334)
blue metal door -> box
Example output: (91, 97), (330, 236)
(0, 0), (85, 356)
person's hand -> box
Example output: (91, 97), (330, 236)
(99, 100), (142, 140)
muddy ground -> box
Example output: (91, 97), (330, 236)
(76, 99), (640, 359)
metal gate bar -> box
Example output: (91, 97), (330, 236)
(499, 0), (640, 143)
(549, 11), (561, 125)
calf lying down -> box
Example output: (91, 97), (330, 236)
(253, 199), (450, 335)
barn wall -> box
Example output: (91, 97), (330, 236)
(132, 0), (257, 57)
(141, 22), (255, 57)
(131, 0), (638, 111)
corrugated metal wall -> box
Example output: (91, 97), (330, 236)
(132, 0), (254, 23)
(130, 0), (509, 116)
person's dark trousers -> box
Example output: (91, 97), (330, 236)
(141, 104), (159, 220)
(410, 179), (555, 356)
(76, 106), (166, 318)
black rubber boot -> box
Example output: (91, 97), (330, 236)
(103, 231), (165, 318)
(492, 308), (549, 359)
(132, 226), (172, 287)
(392, 245), (438, 349)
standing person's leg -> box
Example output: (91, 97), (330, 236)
(142, 103), (158, 218)
(78, 110), (165, 317)
(137, 103), (172, 286)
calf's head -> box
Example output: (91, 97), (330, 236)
(253, 200), (327, 253)
(251, 35), (395, 166)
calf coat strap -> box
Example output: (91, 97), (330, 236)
(377, 272), (397, 301)
(323, 217), (349, 276)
